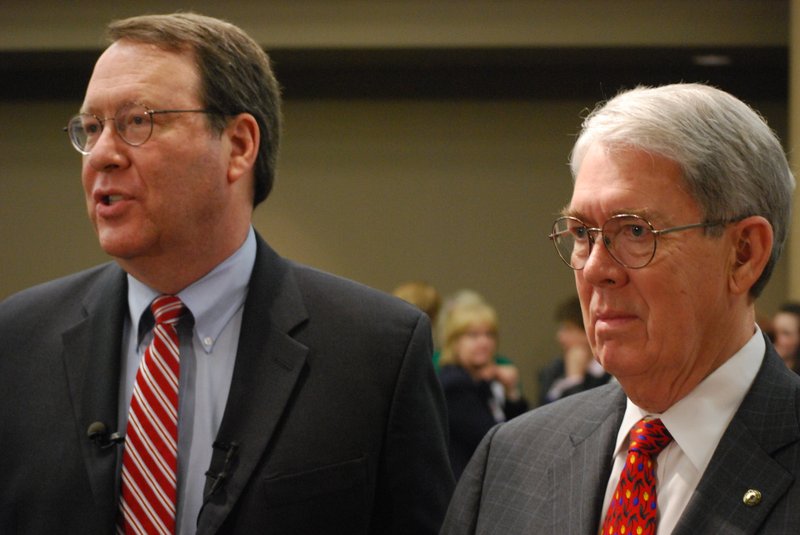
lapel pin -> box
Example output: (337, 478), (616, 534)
(743, 489), (762, 507)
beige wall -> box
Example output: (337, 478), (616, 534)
(0, 0), (794, 399)
(0, 0), (787, 49)
(1, 97), (790, 399)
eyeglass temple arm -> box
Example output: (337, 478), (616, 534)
(652, 221), (722, 237)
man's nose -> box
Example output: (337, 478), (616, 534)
(581, 233), (625, 287)
(87, 123), (127, 171)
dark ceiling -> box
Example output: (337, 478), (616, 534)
(1, 45), (787, 102)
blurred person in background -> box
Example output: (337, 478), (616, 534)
(438, 301), (528, 480)
(773, 302), (800, 373)
(392, 280), (442, 326)
(433, 289), (514, 372)
(537, 295), (610, 406)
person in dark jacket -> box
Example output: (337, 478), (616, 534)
(439, 301), (528, 479)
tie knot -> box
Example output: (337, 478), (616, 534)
(629, 418), (672, 456)
(151, 295), (185, 326)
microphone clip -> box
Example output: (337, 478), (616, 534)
(87, 421), (124, 449)
(205, 440), (240, 497)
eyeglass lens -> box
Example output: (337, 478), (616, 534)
(67, 103), (153, 153)
(551, 215), (657, 269)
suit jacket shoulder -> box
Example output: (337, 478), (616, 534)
(288, 258), (430, 339)
(0, 262), (128, 533)
(199, 235), (454, 534)
(1, 262), (125, 329)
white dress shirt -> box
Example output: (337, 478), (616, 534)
(119, 227), (256, 534)
(599, 327), (765, 535)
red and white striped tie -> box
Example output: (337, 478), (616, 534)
(119, 295), (185, 534)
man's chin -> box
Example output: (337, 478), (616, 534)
(596, 347), (643, 376)
(97, 235), (147, 260)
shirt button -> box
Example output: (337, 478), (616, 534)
(203, 336), (213, 347)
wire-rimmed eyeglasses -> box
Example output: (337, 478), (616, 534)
(548, 214), (727, 270)
(64, 102), (217, 155)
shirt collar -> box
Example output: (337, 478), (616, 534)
(614, 327), (765, 472)
(127, 226), (256, 354)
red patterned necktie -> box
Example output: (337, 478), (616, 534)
(119, 296), (185, 534)
(601, 418), (673, 535)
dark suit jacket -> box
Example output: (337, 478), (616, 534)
(0, 234), (454, 534)
(441, 338), (800, 534)
(438, 365), (528, 481)
(537, 356), (612, 407)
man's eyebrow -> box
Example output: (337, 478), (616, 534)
(610, 208), (665, 221)
(78, 106), (103, 116)
(561, 207), (587, 221)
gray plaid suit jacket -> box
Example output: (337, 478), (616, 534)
(441, 337), (800, 534)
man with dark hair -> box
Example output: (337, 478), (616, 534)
(0, 13), (453, 534)
(442, 84), (799, 534)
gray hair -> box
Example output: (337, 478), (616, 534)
(570, 83), (795, 298)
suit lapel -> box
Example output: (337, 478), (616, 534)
(197, 235), (309, 534)
(551, 385), (627, 533)
(674, 345), (800, 534)
(61, 264), (127, 514)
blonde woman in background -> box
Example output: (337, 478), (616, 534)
(432, 289), (515, 371)
(438, 301), (528, 480)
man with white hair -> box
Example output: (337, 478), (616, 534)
(441, 83), (799, 534)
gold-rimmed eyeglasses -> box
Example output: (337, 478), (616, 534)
(548, 214), (727, 270)
(64, 102), (217, 154)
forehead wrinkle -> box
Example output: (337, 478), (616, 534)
(568, 142), (701, 227)
(82, 77), (163, 115)
(565, 192), (671, 225)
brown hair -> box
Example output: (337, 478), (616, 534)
(392, 281), (441, 324)
(555, 295), (584, 331)
(107, 12), (282, 207)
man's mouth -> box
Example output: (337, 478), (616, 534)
(103, 194), (125, 205)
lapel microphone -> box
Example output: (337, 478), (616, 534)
(87, 421), (125, 449)
(197, 440), (240, 525)
(205, 440), (240, 496)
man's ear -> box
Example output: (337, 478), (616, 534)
(728, 216), (773, 295)
(225, 112), (259, 184)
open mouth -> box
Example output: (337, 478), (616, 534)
(102, 194), (125, 205)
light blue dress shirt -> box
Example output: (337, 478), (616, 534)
(119, 227), (256, 534)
